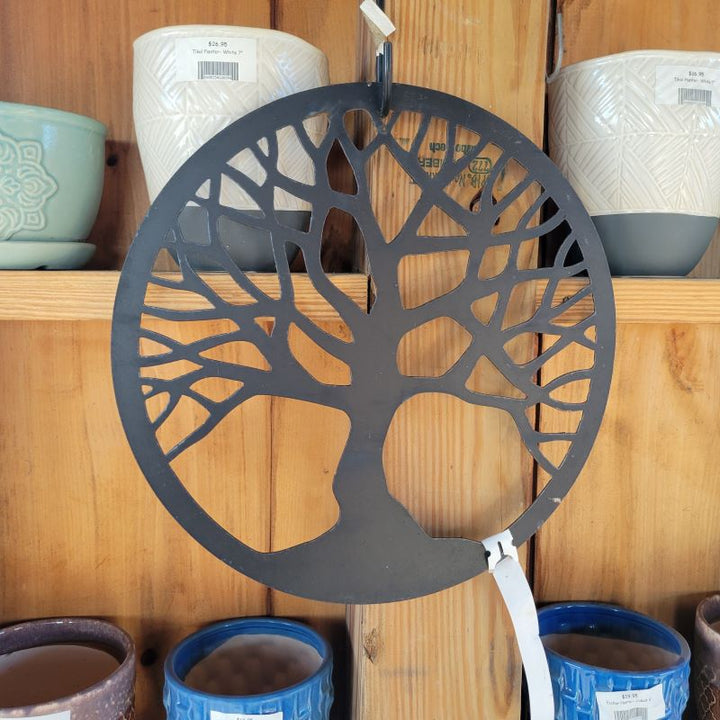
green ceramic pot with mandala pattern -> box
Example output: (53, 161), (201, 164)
(0, 102), (106, 242)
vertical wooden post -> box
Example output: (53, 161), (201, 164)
(351, 1), (550, 718)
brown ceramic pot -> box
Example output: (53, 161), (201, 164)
(694, 595), (720, 720)
(0, 617), (135, 719)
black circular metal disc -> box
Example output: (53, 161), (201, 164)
(112, 82), (614, 603)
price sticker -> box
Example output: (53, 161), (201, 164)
(596, 684), (666, 720)
(175, 37), (258, 82)
(209, 711), (283, 720)
(655, 65), (720, 107)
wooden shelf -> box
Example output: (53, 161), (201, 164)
(0, 271), (369, 321)
(0, 272), (718, 324)
(536, 277), (720, 325)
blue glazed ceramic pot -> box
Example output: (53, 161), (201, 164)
(164, 618), (333, 720)
(539, 602), (690, 720)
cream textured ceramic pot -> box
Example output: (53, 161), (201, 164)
(548, 50), (720, 275)
(133, 25), (329, 206)
(133, 25), (329, 271)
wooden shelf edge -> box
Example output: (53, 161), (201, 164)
(1, 272), (718, 324)
(0, 271), (369, 321)
(535, 277), (720, 324)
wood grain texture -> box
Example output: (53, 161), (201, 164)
(0, 320), (269, 719)
(276, 0), (360, 85)
(0, 271), (367, 320)
(535, 321), (720, 640)
(391, 0), (548, 142)
(535, 278), (720, 324)
(695, 230), (720, 278)
(555, 0), (720, 278)
(557, 0), (720, 67)
(351, 1), (550, 719)
(12, 274), (720, 324)
(0, 289), (364, 719)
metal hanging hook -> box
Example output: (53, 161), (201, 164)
(375, 40), (393, 117)
(360, 0), (395, 117)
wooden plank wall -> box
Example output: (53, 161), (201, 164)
(554, 0), (720, 276)
(0, 0), (548, 719)
(0, 283), (365, 720)
(534, 292), (720, 641)
(536, 0), (720, 644)
(0, 1), (553, 718)
(4, 1), (720, 720)
(0, 2), (359, 719)
(350, 1), (550, 719)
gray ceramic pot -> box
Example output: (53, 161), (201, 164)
(0, 617), (135, 719)
(591, 213), (718, 276)
(694, 595), (720, 720)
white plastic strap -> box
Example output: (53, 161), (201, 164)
(483, 530), (555, 720)
(359, 0), (396, 55)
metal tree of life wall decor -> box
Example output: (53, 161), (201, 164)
(112, 82), (615, 604)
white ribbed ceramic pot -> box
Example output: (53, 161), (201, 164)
(133, 25), (329, 206)
(548, 50), (720, 275)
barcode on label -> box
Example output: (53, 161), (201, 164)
(197, 60), (239, 80)
(614, 709), (648, 720)
(678, 87), (713, 106)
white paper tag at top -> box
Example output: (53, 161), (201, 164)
(209, 711), (283, 720)
(655, 65), (720, 107)
(359, 0), (396, 54)
(595, 683), (666, 720)
(0, 713), (70, 720)
(175, 37), (258, 82)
